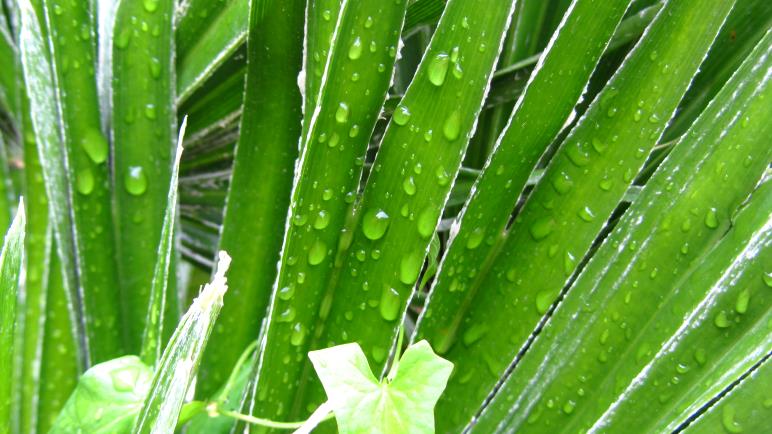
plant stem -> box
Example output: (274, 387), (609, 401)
(214, 403), (333, 430)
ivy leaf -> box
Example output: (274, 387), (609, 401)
(309, 340), (453, 434)
(49, 356), (153, 433)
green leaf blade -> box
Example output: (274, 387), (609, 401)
(683, 359), (772, 434)
(132, 252), (232, 434)
(197, 0), (305, 398)
(252, 0), (409, 421)
(472, 27), (772, 433)
(414, 0), (633, 355)
(416, 1), (739, 430)
(39, 0), (123, 364)
(111, 0), (177, 354)
(0, 203), (25, 434)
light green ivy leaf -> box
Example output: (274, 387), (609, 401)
(49, 356), (153, 433)
(309, 340), (453, 434)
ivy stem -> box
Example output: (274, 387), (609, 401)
(211, 402), (334, 431)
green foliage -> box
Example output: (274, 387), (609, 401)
(1, 0), (770, 432)
(49, 356), (153, 434)
(309, 340), (453, 434)
(0, 204), (24, 434)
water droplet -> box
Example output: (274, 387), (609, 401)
(529, 216), (554, 241)
(578, 206), (595, 222)
(144, 103), (157, 120)
(80, 128), (108, 164)
(705, 207), (719, 228)
(364, 16), (374, 28)
(763, 272), (772, 287)
(322, 9), (331, 21)
(372, 346), (386, 363)
(143, 0), (158, 12)
(565, 142), (591, 167)
(124, 166), (147, 196)
(714, 310), (730, 328)
(562, 400), (575, 415)
(721, 405), (742, 433)
(379, 286), (400, 321)
(292, 213), (308, 226)
(399, 250), (423, 285)
(149, 57), (161, 78)
(277, 306), (296, 322)
(599, 178), (613, 191)
(349, 125), (360, 137)
(427, 52), (450, 86)
(648, 113), (661, 124)
(393, 104), (411, 125)
(606, 107), (618, 117)
(466, 228), (484, 249)
(313, 210), (330, 229)
(278, 285), (295, 301)
(735, 289), (749, 314)
(443, 110), (461, 141)
(362, 209), (390, 240)
(417, 207), (439, 238)
(462, 324), (488, 346)
(308, 239), (327, 265)
(551, 171), (573, 194)
(435, 166), (450, 185)
(111, 367), (140, 392)
(327, 133), (340, 148)
(335, 102), (350, 123)
(322, 189), (333, 201)
(290, 323), (306, 346)
(348, 37), (363, 59)
(115, 28), (131, 48)
(564, 251), (576, 275)
(535, 290), (552, 314)
(403, 176), (416, 195)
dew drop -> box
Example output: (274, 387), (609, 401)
(443, 110), (461, 141)
(76, 167), (94, 195)
(362, 209), (390, 240)
(466, 228), (484, 250)
(348, 37), (363, 60)
(399, 250), (423, 285)
(551, 171), (573, 194)
(578, 206), (595, 222)
(417, 207), (439, 238)
(393, 104), (411, 125)
(81, 128), (109, 164)
(277, 306), (296, 322)
(435, 166), (450, 186)
(379, 286), (400, 321)
(335, 102), (350, 123)
(313, 210), (330, 229)
(308, 239), (327, 265)
(124, 166), (147, 196)
(403, 176), (417, 195)
(144, 103), (157, 120)
(143, 0), (158, 12)
(535, 290), (552, 314)
(462, 324), (488, 346)
(529, 216), (554, 241)
(721, 405), (742, 433)
(278, 285), (295, 301)
(704, 207), (719, 228)
(427, 52), (450, 86)
(735, 289), (749, 314)
(714, 310), (731, 329)
(290, 323), (306, 346)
